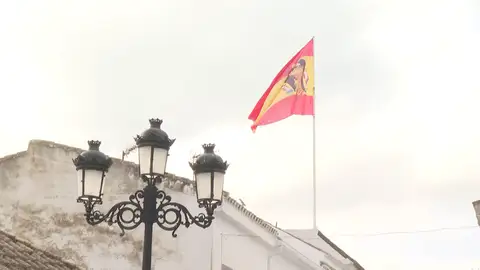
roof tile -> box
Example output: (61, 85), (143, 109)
(0, 230), (80, 270)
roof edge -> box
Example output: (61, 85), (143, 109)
(0, 150), (27, 164)
(27, 139), (138, 166)
(316, 230), (365, 270)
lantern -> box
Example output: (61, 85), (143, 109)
(134, 118), (175, 178)
(73, 140), (113, 203)
(189, 144), (229, 209)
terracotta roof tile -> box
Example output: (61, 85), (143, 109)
(0, 230), (81, 270)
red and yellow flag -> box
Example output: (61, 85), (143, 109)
(248, 38), (315, 132)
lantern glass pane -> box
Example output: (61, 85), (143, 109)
(77, 169), (84, 197)
(213, 172), (225, 201)
(195, 172), (211, 200)
(83, 169), (105, 198)
(152, 147), (168, 175)
(138, 146), (152, 175)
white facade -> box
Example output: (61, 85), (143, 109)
(0, 140), (363, 270)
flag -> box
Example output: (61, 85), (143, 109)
(248, 38), (315, 132)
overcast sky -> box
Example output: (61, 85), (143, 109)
(1, 1), (480, 269)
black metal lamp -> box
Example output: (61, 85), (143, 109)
(190, 143), (229, 215)
(134, 118), (175, 180)
(73, 118), (228, 270)
(73, 140), (113, 204)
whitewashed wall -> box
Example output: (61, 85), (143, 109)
(0, 140), (317, 270)
(210, 211), (305, 270)
(280, 230), (358, 270)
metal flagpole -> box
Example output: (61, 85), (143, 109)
(312, 98), (317, 230)
(311, 36), (317, 230)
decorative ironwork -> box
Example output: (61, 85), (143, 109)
(154, 189), (214, 236)
(79, 191), (144, 236)
(74, 119), (227, 270)
(80, 184), (214, 237)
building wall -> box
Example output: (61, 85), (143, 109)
(282, 230), (357, 269)
(0, 140), (310, 270)
(211, 212), (305, 270)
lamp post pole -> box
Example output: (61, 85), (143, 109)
(142, 183), (156, 269)
(73, 118), (229, 270)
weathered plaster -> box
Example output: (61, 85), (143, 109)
(0, 140), (201, 269)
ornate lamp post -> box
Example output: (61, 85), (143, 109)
(73, 118), (229, 270)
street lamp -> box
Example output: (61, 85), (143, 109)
(190, 143), (228, 216)
(73, 118), (229, 270)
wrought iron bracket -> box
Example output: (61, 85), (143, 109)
(80, 186), (215, 237)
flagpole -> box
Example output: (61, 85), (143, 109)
(312, 36), (317, 231)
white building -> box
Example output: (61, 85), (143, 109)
(0, 139), (365, 270)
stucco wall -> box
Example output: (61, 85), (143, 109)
(0, 140), (313, 270)
(211, 212), (304, 270)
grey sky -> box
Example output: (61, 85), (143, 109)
(1, 1), (480, 269)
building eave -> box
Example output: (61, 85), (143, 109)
(316, 230), (365, 270)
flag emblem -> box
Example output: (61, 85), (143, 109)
(248, 38), (315, 132)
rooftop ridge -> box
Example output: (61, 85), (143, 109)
(3, 139), (279, 237)
(0, 229), (81, 269)
(27, 139), (138, 167)
(273, 227), (365, 270)
(223, 195), (278, 236)
(316, 230), (365, 270)
(0, 150), (27, 164)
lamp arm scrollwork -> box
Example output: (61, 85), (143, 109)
(81, 190), (145, 236)
(81, 188), (215, 238)
(155, 189), (214, 237)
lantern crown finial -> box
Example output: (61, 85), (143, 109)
(149, 118), (163, 129)
(189, 143), (229, 174)
(87, 140), (101, 151)
(202, 143), (215, 154)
